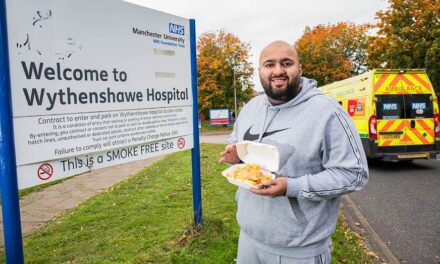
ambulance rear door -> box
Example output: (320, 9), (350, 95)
(376, 94), (435, 147)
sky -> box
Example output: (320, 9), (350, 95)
(127, 0), (390, 91)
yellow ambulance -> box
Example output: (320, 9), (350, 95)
(319, 69), (440, 161)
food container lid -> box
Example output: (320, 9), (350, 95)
(236, 141), (280, 172)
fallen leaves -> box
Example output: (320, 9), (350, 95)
(367, 251), (379, 259)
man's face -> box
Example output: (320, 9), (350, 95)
(258, 42), (302, 103)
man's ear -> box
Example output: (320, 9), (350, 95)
(299, 64), (303, 76)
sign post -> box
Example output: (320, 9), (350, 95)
(0, 0), (25, 262)
(190, 19), (202, 225)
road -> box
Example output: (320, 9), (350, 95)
(349, 159), (440, 264)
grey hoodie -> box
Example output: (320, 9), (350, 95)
(227, 77), (368, 258)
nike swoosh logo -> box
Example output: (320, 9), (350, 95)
(243, 126), (290, 141)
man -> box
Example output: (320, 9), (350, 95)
(219, 41), (368, 264)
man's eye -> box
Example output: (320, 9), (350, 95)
(265, 64), (274, 68)
(283, 62), (293, 66)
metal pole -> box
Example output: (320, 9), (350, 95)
(189, 19), (202, 225)
(233, 69), (237, 119)
(0, 0), (25, 262)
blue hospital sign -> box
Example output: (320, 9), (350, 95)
(169, 23), (185, 35)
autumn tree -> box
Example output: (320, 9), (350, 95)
(295, 22), (369, 86)
(426, 37), (440, 96)
(367, 0), (440, 95)
(197, 30), (254, 117)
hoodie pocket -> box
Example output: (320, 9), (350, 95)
(237, 192), (304, 247)
(287, 197), (307, 225)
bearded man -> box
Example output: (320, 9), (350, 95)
(219, 40), (369, 264)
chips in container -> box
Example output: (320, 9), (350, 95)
(221, 141), (280, 189)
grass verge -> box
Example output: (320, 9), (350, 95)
(1, 144), (371, 263)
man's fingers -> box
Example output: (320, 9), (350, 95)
(250, 186), (274, 195)
(250, 180), (277, 194)
(219, 144), (240, 164)
(262, 179), (277, 187)
(218, 153), (233, 164)
(225, 145), (236, 151)
(218, 150), (230, 164)
(250, 178), (286, 197)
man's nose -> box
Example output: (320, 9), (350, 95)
(273, 64), (285, 75)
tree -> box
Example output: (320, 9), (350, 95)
(295, 22), (369, 86)
(197, 30), (254, 117)
(426, 37), (440, 95)
(367, 0), (440, 95)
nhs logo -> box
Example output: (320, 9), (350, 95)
(169, 23), (185, 35)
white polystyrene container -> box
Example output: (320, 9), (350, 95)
(221, 141), (280, 189)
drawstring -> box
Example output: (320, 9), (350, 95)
(257, 107), (280, 142)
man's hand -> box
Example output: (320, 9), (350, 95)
(218, 144), (240, 164)
(250, 177), (287, 197)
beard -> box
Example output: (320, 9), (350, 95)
(260, 74), (302, 102)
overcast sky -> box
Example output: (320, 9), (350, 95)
(127, 0), (390, 91)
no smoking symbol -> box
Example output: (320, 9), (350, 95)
(38, 163), (53, 180)
(177, 138), (185, 149)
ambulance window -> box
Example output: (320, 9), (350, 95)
(376, 95), (404, 120)
(404, 94), (433, 119)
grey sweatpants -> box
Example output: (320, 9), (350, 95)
(236, 232), (331, 264)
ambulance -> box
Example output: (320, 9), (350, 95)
(319, 69), (440, 161)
